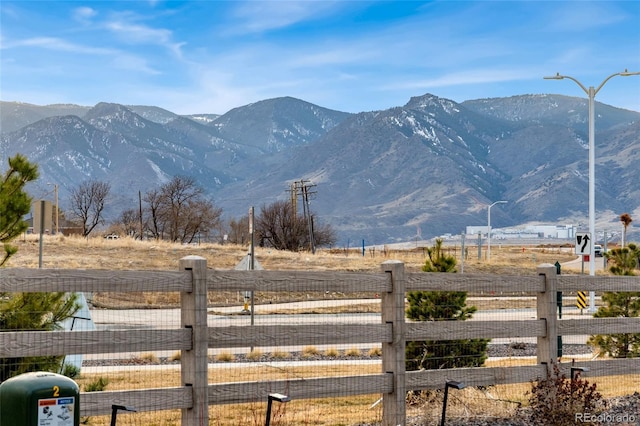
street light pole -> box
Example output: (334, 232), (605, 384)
(545, 70), (639, 312)
(487, 200), (507, 262)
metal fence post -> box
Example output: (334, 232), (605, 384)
(381, 260), (406, 426)
(180, 256), (209, 426)
(536, 264), (558, 368)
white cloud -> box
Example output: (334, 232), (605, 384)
(104, 17), (184, 58)
(230, 0), (342, 33)
(382, 68), (544, 91)
(544, 2), (628, 32)
(72, 7), (97, 24)
(547, 47), (592, 68)
(286, 46), (377, 68)
(111, 53), (162, 75)
(105, 20), (172, 44)
(3, 37), (113, 55)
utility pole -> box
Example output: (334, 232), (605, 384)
(139, 191), (143, 240)
(288, 181), (298, 215)
(290, 180), (317, 254)
(301, 183), (312, 253)
(300, 180), (317, 254)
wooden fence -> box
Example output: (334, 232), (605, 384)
(1, 256), (640, 425)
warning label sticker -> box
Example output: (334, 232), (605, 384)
(38, 397), (75, 426)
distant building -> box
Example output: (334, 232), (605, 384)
(466, 226), (489, 236)
(465, 224), (576, 239)
(27, 199), (83, 236)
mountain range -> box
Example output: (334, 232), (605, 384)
(1, 93), (639, 246)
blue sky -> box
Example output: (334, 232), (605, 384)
(1, 1), (639, 115)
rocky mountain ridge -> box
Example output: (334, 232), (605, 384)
(1, 94), (638, 245)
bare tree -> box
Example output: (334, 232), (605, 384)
(143, 188), (164, 239)
(69, 180), (110, 237)
(227, 215), (250, 245)
(313, 218), (337, 248)
(162, 176), (201, 242)
(256, 200), (305, 250)
(176, 198), (222, 244)
(114, 208), (140, 238)
(141, 176), (222, 243)
(256, 200), (336, 251)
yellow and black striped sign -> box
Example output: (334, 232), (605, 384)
(576, 291), (587, 309)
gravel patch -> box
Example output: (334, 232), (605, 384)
(82, 343), (593, 367)
(486, 342), (592, 358)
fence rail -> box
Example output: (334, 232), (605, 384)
(1, 258), (639, 425)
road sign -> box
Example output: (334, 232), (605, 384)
(575, 232), (591, 255)
(577, 291), (587, 309)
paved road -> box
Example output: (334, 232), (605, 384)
(85, 298), (594, 363)
(562, 255), (607, 272)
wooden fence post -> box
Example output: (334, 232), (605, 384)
(180, 256), (209, 426)
(381, 260), (406, 426)
(536, 264), (558, 368)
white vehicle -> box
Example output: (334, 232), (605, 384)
(594, 244), (603, 257)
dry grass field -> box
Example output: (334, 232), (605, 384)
(6, 235), (637, 425)
(9, 234), (577, 309)
(73, 361), (533, 426)
(10, 233), (578, 308)
(10, 233), (578, 273)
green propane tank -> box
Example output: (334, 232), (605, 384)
(0, 371), (79, 426)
